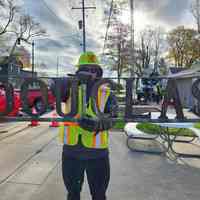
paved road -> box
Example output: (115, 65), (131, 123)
(0, 123), (200, 200)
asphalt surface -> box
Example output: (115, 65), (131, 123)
(0, 123), (200, 200)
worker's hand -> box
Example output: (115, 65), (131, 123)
(97, 118), (113, 131)
(78, 116), (113, 132)
(78, 116), (99, 132)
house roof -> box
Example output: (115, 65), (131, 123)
(167, 63), (200, 79)
(169, 67), (186, 74)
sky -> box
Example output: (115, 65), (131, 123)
(20, 0), (196, 76)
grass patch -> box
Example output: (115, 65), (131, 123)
(112, 121), (196, 137)
(194, 123), (200, 129)
(137, 122), (195, 137)
(113, 121), (125, 129)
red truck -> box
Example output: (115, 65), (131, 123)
(0, 89), (21, 116)
(0, 88), (55, 116)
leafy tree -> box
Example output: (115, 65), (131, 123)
(103, 2), (130, 84)
(158, 57), (168, 75)
(13, 46), (31, 68)
(167, 26), (200, 67)
(106, 23), (130, 82)
(103, 2), (165, 81)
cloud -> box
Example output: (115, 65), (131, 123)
(36, 38), (71, 51)
(21, 0), (105, 74)
(136, 0), (190, 26)
(20, 0), (195, 76)
(23, 0), (77, 36)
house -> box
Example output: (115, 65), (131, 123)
(0, 56), (37, 88)
(167, 62), (200, 114)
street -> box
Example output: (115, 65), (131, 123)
(0, 122), (200, 200)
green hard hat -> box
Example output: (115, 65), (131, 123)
(77, 51), (100, 67)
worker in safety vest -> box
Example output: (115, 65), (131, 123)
(59, 51), (117, 200)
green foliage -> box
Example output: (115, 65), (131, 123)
(167, 26), (200, 67)
(113, 121), (125, 129)
(136, 123), (161, 135)
(194, 123), (200, 129)
(137, 122), (195, 137)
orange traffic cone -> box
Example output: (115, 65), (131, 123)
(49, 111), (59, 127)
(29, 107), (39, 127)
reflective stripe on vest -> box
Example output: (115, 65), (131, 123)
(63, 124), (79, 145)
(63, 126), (68, 144)
(98, 85), (109, 112)
(91, 131), (107, 148)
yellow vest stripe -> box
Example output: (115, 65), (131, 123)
(92, 133), (96, 147)
(59, 125), (64, 143)
(97, 88), (102, 108)
(100, 132), (104, 145)
(67, 128), (71, 144)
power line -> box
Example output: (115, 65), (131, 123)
(40, 0), (81, 39)
(40, 0), (62, 21)
(102, 0), (114, 58)
(28, 0), (81, 42)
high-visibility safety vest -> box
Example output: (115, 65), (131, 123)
(59, 85), (111, 149)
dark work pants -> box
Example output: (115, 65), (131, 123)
(62, 153), (110, 200)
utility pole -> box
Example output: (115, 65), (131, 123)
(130, 0), (135, 77)
(32, 41), (35, 77)
(197, 0), (200, 34)
(130, 0), (137, 101)
(72, 0), (96, 52)
(56, 56), (59, 77)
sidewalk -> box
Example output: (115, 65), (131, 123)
(1, 128), (200, 200)
(30, 131), (200, 200)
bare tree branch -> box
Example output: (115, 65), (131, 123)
(0, 0), (18, 35)
(7, 14), (46, 59)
